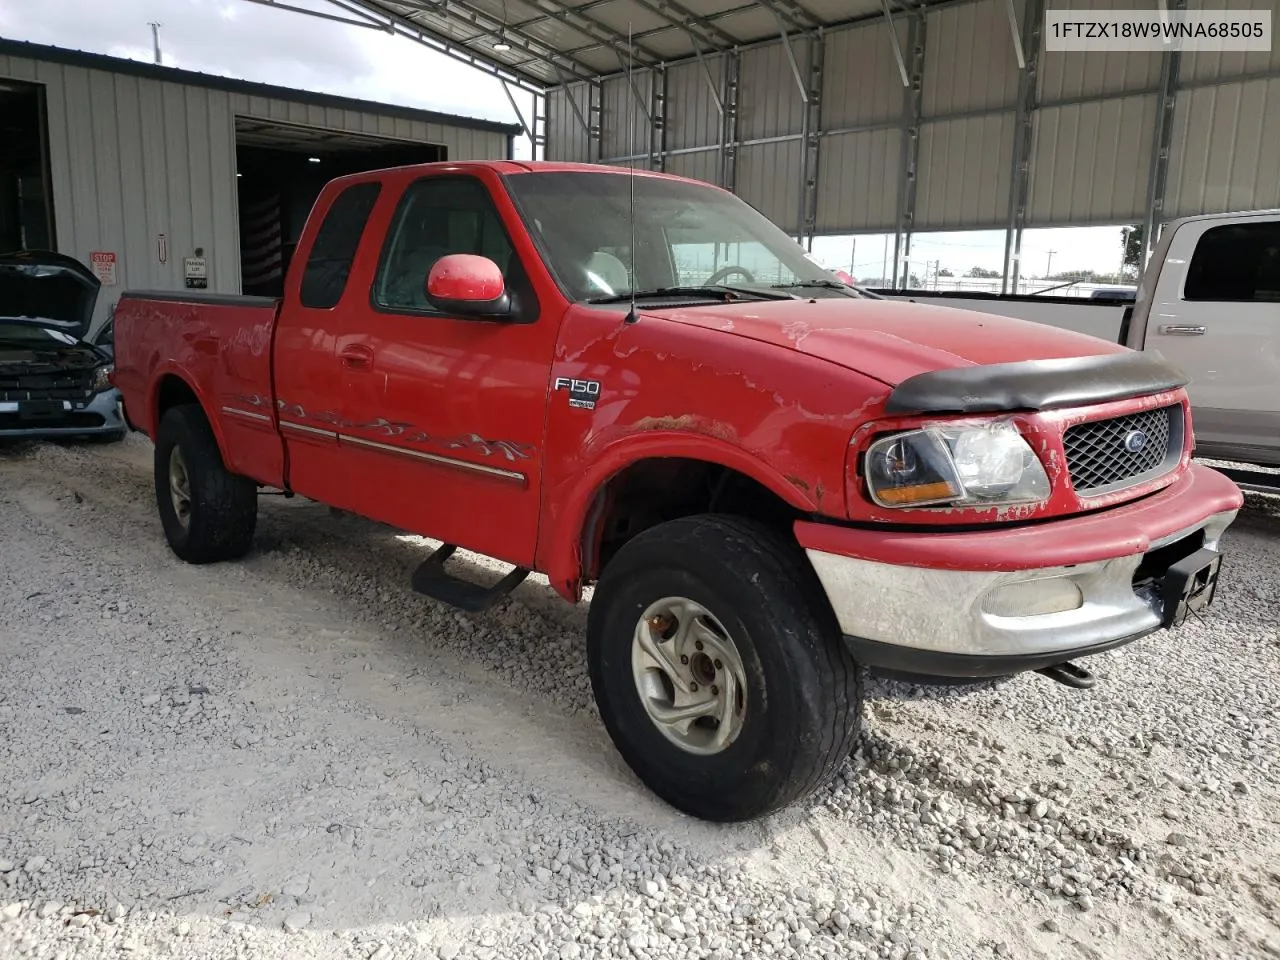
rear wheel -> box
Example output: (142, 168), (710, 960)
(154, 404), (257, 563)
(587, 514), (863, 821)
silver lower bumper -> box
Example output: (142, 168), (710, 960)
(804, 508), (1237, 663)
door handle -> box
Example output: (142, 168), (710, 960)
(339, 344), (374, 369)
(1159, 324), (1206, 336)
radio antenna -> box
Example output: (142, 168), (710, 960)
(623, 22), (639, 324)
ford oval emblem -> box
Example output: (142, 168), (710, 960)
(1124, 429), (1148, 453)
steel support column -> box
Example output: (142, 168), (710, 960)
(588, 81), (604, 162)
(892, 6), (925, 288)
(720, 49), (740, 190)
(532, 90), (548, 160)
(1140, 0), (1186, 270)
(1001, 0), (1043, 294)
(799, 31), (824, 247)
(650, 65), (668, 171)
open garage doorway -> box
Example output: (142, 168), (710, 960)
(0, 79), (55, 253)
(234, 118), (444, 297)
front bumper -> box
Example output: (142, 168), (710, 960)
(0, 388), (127, 439)
(796, 463), (1244, 679)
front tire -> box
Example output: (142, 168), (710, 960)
(154, 404), (257, 563)
(587, 514), (863, 821)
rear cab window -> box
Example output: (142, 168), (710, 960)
(1184, 221), (1280, 303)
(299, 181), (382, 309)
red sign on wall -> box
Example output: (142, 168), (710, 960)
(90, 251), (117, 285)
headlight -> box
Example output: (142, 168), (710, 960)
(864, 419), (1050, 508)
(92, 364), (114, 393)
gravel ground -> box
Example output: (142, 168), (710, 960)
(1, 433), (1277, 960)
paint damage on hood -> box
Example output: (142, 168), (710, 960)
(649, 296), (1129, 386)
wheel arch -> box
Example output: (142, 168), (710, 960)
(149, 368), (231, 463)
(540, 432), (820, 602)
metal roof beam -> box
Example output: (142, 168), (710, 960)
(368, 0), (612, 78)
(752, 0), (821, 32)
(511, 0), (738, 55)
(242, 0), (392, 30)
(515, 0), (671, 63)
(329, 0), (552, 90)
(623, 0), (742, 49)
(503, 0), (654, 55)
(553, 64), (592, 136)
(501, 81), (536, 144)
(379, 0), (667, 68)
(613, 47), (654, 124)
(770, 9), (809, 103)
(691, 36), (724, 116)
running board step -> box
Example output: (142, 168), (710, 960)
(410, 543), (529, 613)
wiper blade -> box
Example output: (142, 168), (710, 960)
(772, 279), (883, 299)
(771, 279), (843, 288)
(585, 284), (796, 304)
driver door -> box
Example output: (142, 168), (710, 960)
(330, 172), (557, 568)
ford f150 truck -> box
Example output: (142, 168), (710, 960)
(112, 161), (1244, 822)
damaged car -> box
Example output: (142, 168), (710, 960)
(0, 250), (125, 443)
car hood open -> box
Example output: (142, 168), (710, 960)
(650, 296), (1130, 387)
(0, 250), (101, 341)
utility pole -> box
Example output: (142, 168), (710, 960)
(1045, 249), (1057, 277)
(148, 22), (162, 64)
(1119, 226), (1132, 281)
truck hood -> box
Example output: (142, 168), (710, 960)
(651, 296), (1128, 386)
(0, 250), (101, 341)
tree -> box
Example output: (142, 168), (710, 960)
(1123, 225), (1145, 271)
(938, 268), (954, 277)
(967, 266), (1001, 279)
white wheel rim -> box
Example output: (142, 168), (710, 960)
(169, 446), (192, 530)
(630, 597), (748, 756)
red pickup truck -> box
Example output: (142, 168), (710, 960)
(112, 160), (1243, 822)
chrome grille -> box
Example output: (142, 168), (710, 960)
(1063, 405), (1177, 494)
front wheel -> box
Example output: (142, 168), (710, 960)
(154, 403), (257, 563)
(587, 514), (863, 821)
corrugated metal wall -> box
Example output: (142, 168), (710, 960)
(1037, 0), (1163, 101)
(0, 51), (509, 334)
(545, 0), (1280, 240)
(1028, 93), (1158, 225)
(1165, 75), (1280, 218)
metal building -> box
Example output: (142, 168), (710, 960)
(0, 37), (520, 334)
(286, 0), (1279, 289)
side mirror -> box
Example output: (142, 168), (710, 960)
(426, 253), (512, 318)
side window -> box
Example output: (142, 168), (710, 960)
(1184, 222), (1280, 303)
(374, 176), (517, 312)
(299, 181), (381, 309)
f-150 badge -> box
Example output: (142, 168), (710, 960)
(554, 377), (600, 410)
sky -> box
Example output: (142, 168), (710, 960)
(0, 0), (1129, 283)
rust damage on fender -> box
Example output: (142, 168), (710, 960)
(633, 414), (738, 444)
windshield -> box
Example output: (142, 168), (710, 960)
(502, 171), (855, 302)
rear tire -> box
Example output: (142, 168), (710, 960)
(587, 514), (863, 822)
(154, 404), (257, 563)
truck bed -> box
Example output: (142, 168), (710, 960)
(112, 288), (285, 488)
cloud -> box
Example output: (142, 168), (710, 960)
(0, 0), (525, 126)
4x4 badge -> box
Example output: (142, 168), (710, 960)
(554, 377), (600, 410)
